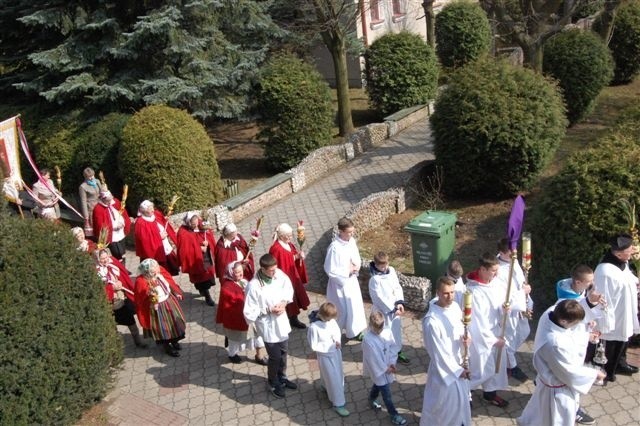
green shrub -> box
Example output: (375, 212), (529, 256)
(365, 31), (439, 116)
(530, 133), (640, 306)
(543, 29), (614, 124)
(0, 211), (122, 424)
(614, 99), (640, 138)
(430, 58), (567, 197)
(119, 105), (223, 211)
(72, 113), (131, 195)
(258, 54), (334, 171)
(435, 1), (491, 68)
(597, 0), (640, 84)
(572, 0), (605, 21)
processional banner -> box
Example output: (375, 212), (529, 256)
(0, 116), (22, 189)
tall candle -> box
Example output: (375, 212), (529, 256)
(522, 232), (532, 268)
(463, 290), (472, 323)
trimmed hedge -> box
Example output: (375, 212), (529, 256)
(119, 105), (223, 212)
(0, 198), (122, 424)
(258, 54), (334, 171)
(543, 29), (614, 125)
(530, 133), (640, 306)
(597, 0), (640, 84)
(430, 58), (567, 197)
(435, 1), (491, 68)
(365, 31), (439, 116)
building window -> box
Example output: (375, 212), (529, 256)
(392, 0), (405, 16)
(370, 0), (383, 23)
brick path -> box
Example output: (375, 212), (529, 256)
(105, 121), (640, 425)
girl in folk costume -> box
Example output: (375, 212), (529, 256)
(217, 262), (268, 365)
(32, 168), (61, 220)
(92, 188), (131, 264)
(214, 223), (254, 281)
(134, 258), (186, 357)
(71, 227), (97, 254)
(134, 200), (180, 276)
(269, 223), (310, 329)
(176, 212), (217, 307)
(307, 302), (349, 417)
(94, 248), (147, 348)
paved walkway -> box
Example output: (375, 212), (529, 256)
(105, 120), (640, 425)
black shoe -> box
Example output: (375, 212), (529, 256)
(605, 373), (616, 382)
(615, 364), (637, 375)
(228, 355), (242, 364)
(576, 407), (595, 425)
(289, 317), (307, 329)
(508, 366), (529, 382)
(165, 348), (180, 357)
(171, 341), (182, 351)
(271, 384), (286, 398)
(280, 378), (298, 390)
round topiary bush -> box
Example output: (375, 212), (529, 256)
(435, 0), (491, 68)
(72, 113), (131, 195)
(597, 0), (640, 84)
(258, 54), (334, 172)
(530, 133), (640, 306)
(0, 205), (122, 424)
(119, 105), (223, 211)
(543, 28), (614, 125)
(430, 58), (567, 197)
(365, 31), (439, 116)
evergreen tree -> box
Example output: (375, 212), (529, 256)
(1, 1), (282, 120)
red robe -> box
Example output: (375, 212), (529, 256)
(176, 225), (217, 284)
(134, 210), (178, 271)
(134, 266), (183, 331)
(214, 235), (254, 281)
(97, 256), (135, 303)
(269, 241), (310, 316)
(92, 198), (131, 243)
(216, 278), (249, 331)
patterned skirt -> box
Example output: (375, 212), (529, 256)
(149, 295), (186, 343)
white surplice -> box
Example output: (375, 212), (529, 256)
(243, 269), (293, 343)
(594, 262), (640, 341)
(517, 313), (598, 426)
(362, 328), (399, 386)
(466, 275), (508, 391)
(307, 318), (345, 407)
(369, 265), (404, 347)
(324, 236), (367, 338)
(420, 299), (471, 426)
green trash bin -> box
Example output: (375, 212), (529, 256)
(404, 210), (456, 283)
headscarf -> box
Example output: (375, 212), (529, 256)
(138, 258), (159, 276)
(138, 200), (154, 216)
(274, 223), (292, 242)
(183, 211), (200, 226)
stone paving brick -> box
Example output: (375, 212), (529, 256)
(105, 120), (640, 425)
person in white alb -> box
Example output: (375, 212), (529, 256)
(421, 276), (472, 426)
(324, 217), (367, 340)
(307, 302), (349, 417)
(243, 253), (296, 398)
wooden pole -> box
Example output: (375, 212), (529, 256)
(495, 250), (516, 373)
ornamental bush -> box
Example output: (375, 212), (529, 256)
(595, 0), (640, 84)
(258, 54), (334, 171)
(430, 58), (567, 197)
(0, 195), (122, 424)
(543, 29), (613, 125)
(435, 1), (491, 68)
(365, 31), (439, 116)
(530, 133), (640, 306)
(119, 105), (223, 212)
(72, 113), (131, 196)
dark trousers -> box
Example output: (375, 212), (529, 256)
(604, 339), (627, 375)
(265, 339), (288, 386)
(108, 240), (126, 262)
(369, 383), (398, 416)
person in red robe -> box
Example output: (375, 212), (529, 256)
(217, 261), (268, 364)
(176, 212), (217, 306)
(214, 223), (254, 281)
(92, 189), (131, 264)
(134, 200), (179, 275)
(269, 223), (310, 329)
(71, 227), (97, 254)
(134, 258), (186, 357)
(94, 248), (147, 348)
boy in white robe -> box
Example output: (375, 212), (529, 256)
(496, 238), (532, 382)
(466, 253), (509, 407)
(324, 217), (367, 339)
(362, 311), (407, 425)
(307, 302), (349, 417)
(517, 300), (605, 426)
(421, 276), (471, 426)
(369, 251), (409, 364)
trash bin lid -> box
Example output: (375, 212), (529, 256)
(404, 210), (456, 236)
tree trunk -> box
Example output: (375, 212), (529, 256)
(328, 38), (354, 136)
(594, 0), (624, 44)
(522, 42), (544, 73)
(422, 0), (436, 48)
